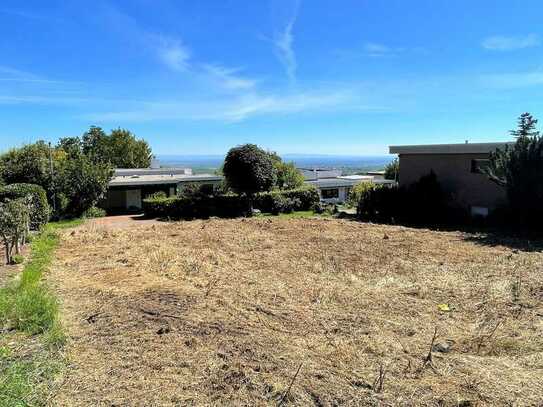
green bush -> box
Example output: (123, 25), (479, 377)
(0, 183), (50, 230)
(269, 195), (298, 215)
(356, 172), (466, 226)
(143, 194), (250, 219)
(348, 182), (376, 207)
(82, 206), (107, 218)
(142, 196), (178, 218)
(254, 186), (320, 213)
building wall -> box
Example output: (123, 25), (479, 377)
(399, 153), (506, 209)
(319, 186), (349, 203)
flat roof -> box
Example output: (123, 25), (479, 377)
(389, 142), (514, 155)
(305, 178), (395, 188)
(109, 174), (222, 187)
(114, 168), (190, 176)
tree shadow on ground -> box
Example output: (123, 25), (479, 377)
(462, 232), (543, 253)
(347, 217), (543, 253)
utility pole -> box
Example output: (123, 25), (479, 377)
(48, 142), (56, 214)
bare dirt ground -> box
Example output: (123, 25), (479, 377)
(0, 246), (28, 287)
(83, 214), (160, 230)
(49, 218), (543, 406)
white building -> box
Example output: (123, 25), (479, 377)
(301, 169), (395, 203)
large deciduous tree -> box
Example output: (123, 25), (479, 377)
(80, 126), (152, 168)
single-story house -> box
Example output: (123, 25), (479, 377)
(103, 167), (222, 212)
(304, 173), (395, 203)
(389, 142), (514, 216)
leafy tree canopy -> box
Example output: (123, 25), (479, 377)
(0, 124), (150, 217)
(223, 144), (276, 196)
(266, 151), (304, 190)
(65, 126), (153, 168)
(384, 158), (399, 181)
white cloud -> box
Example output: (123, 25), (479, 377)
(83, 89), (354, 123)
(482, 34), (540, 51)
(481, 71), (543, 88)
(272, 0), (301, 83)
(151, 35), (190, 71)
(203, 65), (257, 90)
(364, 43), (392, 57)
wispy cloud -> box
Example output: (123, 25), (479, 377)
(272, 0), (301, 83)
(100, 5), (191, 72)
(336, 43), (425, 59)
(151, 35), (190, 71)
(0, 8), (56, 21)
(203, 65), (257, 90)
(482, 34), (540, 51)
(480, 70), (543, 88)
(0, 65), (75, 85)
(0, 65), (46, 82)
(83, 89), (354, 123)
(364, 42), (395, 57)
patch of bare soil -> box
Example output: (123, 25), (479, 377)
(0, 246), (27, 287)
(50, 219), (543, 406)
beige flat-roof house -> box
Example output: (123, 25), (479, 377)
(389, 142), (514, 216)
(104, 167), (222, 212)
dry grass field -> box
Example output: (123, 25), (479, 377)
(49, 218), (543, 406)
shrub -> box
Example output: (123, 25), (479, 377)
(142, 196), (178, 218)
(12, 254), (24, 264)
(269, 195), (298, 215)
(356, 172), (462, 226)
(0, 183), (50, 230)
(357, 184), (400, 222)
(0, 198), (31, 264)
(254, 186), (320, 213)
(348, 182), (375, 207)
(146, 191), (167, 200)
(83, 206), (107, 218)
(143, 194), (250, 219)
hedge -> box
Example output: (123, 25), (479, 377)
(0, 183), (50, 230)
(142, 186), (320, 219)
(254, 186), (320, 213)
(356, 173), (469, 226)
(143, 194), (250, 219)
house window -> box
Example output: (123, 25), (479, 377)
(321, 188), (339, 199)
(471, 159), (489, 174)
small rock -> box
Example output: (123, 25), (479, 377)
(432, 340), (454, 353)
(383, 233), (389, 240)
(156, 326), (171, 335)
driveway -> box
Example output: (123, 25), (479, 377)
(85, 214), (161, 230)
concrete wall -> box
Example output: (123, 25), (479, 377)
(398, 153), (506, 209)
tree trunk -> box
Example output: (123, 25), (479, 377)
(14, 235), (21, 255)
(3, 238), (12, 264)
(247, 194), (254, 217)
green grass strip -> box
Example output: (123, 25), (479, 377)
(0, 219), (82, 406)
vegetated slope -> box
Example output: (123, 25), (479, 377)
(50, 219), (543, 406)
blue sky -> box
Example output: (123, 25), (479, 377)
(1, 0), (542, 155)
